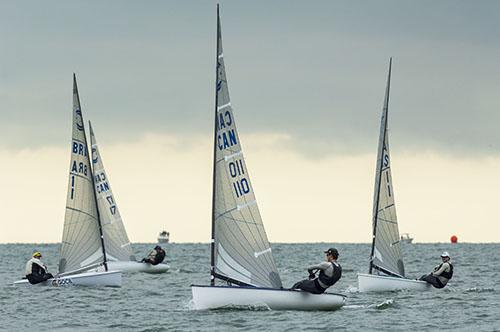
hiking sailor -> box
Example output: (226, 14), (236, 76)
(25, 252), (54, 284)
(419, 251), (453, 288)
(140, 245), (166, 265)
(291, 248), (342, 294)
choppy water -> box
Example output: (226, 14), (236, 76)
(1, 243), (498, 331)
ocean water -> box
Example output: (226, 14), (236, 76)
(0, 243), (498, 331)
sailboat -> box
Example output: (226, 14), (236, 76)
(357, 60), (430, 292)
(89, 123), (169, 274)
(14, 75), (121, 287)
(191, 5), (345, 310)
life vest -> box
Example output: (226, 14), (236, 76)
(439, 262), (453, 280)
(318, 262), (342, 288)
(153, 249), (166, 265)
(25, 258), (47, 276)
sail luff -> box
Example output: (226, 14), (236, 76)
(369, 58), (391, 274)
(210, 4), (221, 286)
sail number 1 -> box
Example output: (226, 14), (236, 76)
(229, 159), (250, 198)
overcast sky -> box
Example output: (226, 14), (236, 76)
(1, 1), (500, 243)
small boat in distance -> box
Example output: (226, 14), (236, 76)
(400, 233), (414, 244)
(158, 231), (170, 243)
(357, 60), (430, 292)
(15, 75), (121, 287)
(191, 5), (345, 310)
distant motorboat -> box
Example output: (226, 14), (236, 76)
(400, 233), (414, 244)
(158, 231), (170, 243)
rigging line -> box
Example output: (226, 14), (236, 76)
(218, 230), (276, 283)
(65, 206), (98, 221)
(63, 200), (99, 261)
(234, 192), (276, 271)
(63, 175), (93, 246)
(220, 157), (277, 270)
(216, 247), (253, 280)
(218, 215), (262, 227)
(213, 272), (254, 287)
(377, 203), (395, 212)
(68, 172), (92, 183)
(240, 187), (277, 270)
(216, 234), (273, 286)
(377, 217), (398, 225)
(64, 220), (100, 263)
(62, 209), (86, 261)
(220, 154), (274, 259)
(239, 184), (277, 270)
(372, 264), (404, 278)
(217, 214), (275, 275)
(216, 225), (277, 283)
(214, 206), (238, 219)
(374, 234), (402, 268)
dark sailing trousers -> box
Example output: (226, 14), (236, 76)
(419, 274), (445, 289)
(26, 273), (54, 285)
(291, 279), (325, 294)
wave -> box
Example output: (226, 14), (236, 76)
(370, 299), (396, 310)
(464, 287), (495, 293)
(344, 285), (359, 293)
(186, 299), (272, 312)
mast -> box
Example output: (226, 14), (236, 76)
(210, 4), (220, 286)
(368, 58), (392, 274)
(73, 74), (108, 272)
(88, 120), (108, 272)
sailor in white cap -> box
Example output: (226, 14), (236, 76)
(419, 251), (453, 288)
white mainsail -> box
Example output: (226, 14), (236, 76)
(369, 59), (405, 277)
(89, 122), (135, 262)
(211, 7), (282, 289)
(59, 75), (107, 273)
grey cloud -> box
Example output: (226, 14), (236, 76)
(1, 0), (500, 156)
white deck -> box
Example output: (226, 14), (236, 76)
(94, 261), (169, 274)
(358, 273), (430, 292)
(191, 285), (345, 311)
(13, 270), (122, 287)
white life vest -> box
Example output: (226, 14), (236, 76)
(25, 258), (47, 275)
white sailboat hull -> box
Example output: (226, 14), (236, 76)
(357, 273), (430, 292)
(13, 270), (122, 287)
(191, 285), (345, 311)
(94, 261), (169, 274)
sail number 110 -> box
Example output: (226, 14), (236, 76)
(229, 159), (250, 198)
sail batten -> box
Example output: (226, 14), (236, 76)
(369, 59), (405, 278)
(211, 6), (282, 288)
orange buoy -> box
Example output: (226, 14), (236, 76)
(450, 235), (458, 243)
